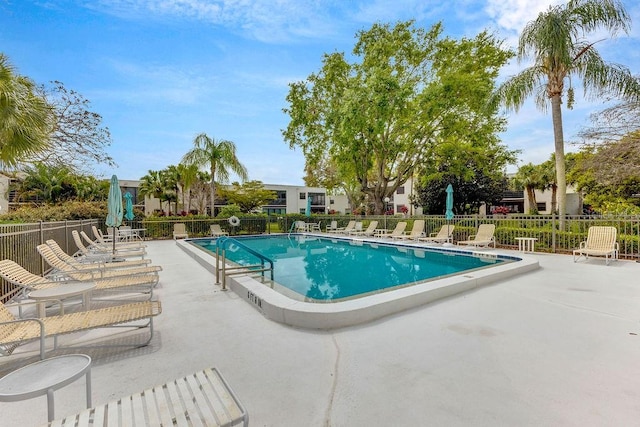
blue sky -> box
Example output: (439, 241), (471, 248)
(1, 0), (639, 184)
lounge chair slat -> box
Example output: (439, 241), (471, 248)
(92, 404), (105, 427)
(165, 379), (189, 425)
(142, 388), (164, 426)
(178, 375), (206, 427)
(119, 393), (134, 425)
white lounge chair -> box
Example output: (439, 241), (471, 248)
(50, 367), (248, 427)
(457, 224), (496, 248)
(328, 220), (355, 234)
(376, 222), (407, 238)
(573, 226), (618, 265)
(418, 224), (455, 244)
(80, 230), (144, 251)
(0, 296), (161, 358)
(351, 220), (379, 236)
(392, 220), (425, 240)
(293, 221), (307, 232)
(325, 220), (339, 233)
(46, 240), (152, 270)
(37, 243), (160, 283)
(344, 221), (362, 235)
(210, 224), (229, 237)
(72, 231), (147, 260)
(173, 223), (189, 240)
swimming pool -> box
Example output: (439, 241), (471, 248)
(179, 234), (539, 329)
(191, 235), (512, 302)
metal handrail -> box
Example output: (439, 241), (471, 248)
(215, 236), (274, 290)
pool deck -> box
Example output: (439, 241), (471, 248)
(1, 239), (639, 426)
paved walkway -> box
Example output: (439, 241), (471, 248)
(1, 240), (639, 426)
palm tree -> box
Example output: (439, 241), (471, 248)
(181, 133), (248, 216)
(161, 166), (179, 214)
(539, 157), (558, 214)
(176, 163), (199, 214)
(493, 0), (640, 226)
(139, 170), (165, 214)
(18, 163), (76, 203)
(514, 163), (544, 214)
(0, 54), (52, 167)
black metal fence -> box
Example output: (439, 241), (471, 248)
(2, 214), (638, 301)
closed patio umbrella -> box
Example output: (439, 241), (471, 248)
(305, 194), (311, 217)
(445, 184), (454, 245)
(105, 175), (123, 255)
(124, 192), (134, 222)
(445, 184), (454, 220)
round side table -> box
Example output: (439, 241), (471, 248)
(0, 354), (92, 422)
(29, 282), (96, 317)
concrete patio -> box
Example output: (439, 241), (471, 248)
(1, 239), (639, 426)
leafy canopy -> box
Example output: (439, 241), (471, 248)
(283, 21), (513, 214)
(217, 180), (276, 213)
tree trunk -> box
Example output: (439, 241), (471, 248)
(550, 184), (557, 214)
(550, 94), (566, 228)
(210, 166), (216, 217)
(526, 185), (537, 213)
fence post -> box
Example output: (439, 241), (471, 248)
(552, 213), (557, 253)
(39, 220), (45, 275)
(65, 220), (69, 253)
(636, 218), (640, 262)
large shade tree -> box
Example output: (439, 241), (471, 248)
(217, 180), (277, 213)
(493, 0), (640, 225)
(283, 21), (513, 214)
(0, 54), (52, 167)
(181, 133), (248, 216)
(36, 81), (114, 173)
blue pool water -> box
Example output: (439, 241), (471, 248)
(192, 235), (513, 302)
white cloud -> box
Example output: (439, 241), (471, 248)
(484, 0), (560, 34)
(86, 0), (341, 43)
(93, 59), (216, 106)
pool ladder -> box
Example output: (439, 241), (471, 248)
(214, 237), (274, 290)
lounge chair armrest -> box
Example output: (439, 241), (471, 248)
(0, 317), (47, 359)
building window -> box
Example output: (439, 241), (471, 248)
(300, 192), (306, 199)
(263, 207), (286, 215)
(308, 192), (325, 206)
(272, 191), (286, 206)
(396, 186), (405, 195)
(300, 208), (306, 214)
(536, 202), (547, 212)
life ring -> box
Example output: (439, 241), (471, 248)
(228, 216), (240, 227)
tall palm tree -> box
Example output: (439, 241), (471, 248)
(493, 0), (640, 226)
(0, 54), (52, 167)
(176, 163), (199, 213)
(539, 157), (558, 214)
(514, 163), (544, 214)
(161, 166), (179, 214)
(181, 133), (248, 216)
(139, 170), (166, 214)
